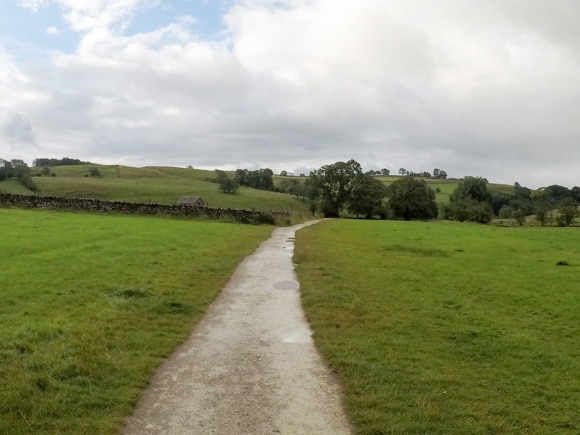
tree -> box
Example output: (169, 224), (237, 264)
(41, 165), (51, 176)
(444, 177), (492, 223)
(398, 168), (408, 176)
(512, 208), (527, 226)
(381, 168), (390, 176)
(571, 186), (580, 203)
(0, 159), (14, 181)
(532, 190), (553, 226)
(432, 168), (447, 179)
(347, 176), (387, 219)
(215, 170), (239, 194)
(387, 176), (438, 221)
(306, 160), (363, 217)
(88, 167), (102, 177)
(557, 199), (579, 227)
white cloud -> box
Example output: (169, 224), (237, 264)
(46, 26), (60, 35)
(2, 0), (580, 188)
(17, 0), (49, 12)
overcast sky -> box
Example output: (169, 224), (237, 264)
(1, 0), (579, 188)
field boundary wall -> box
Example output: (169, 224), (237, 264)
(0, 193), (282, 224)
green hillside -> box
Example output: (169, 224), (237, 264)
(1, 165), (310, 213)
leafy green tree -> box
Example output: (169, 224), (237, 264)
(347, 176), (388, 219)
(557, 199), (579, 227)
(88, 167), (102, 177)
(444, 177), (493, 223)
(215, 170), (239, 194)
(512, 208), (527, 226)
(0, 159), (13, 181)
(387, 176), (438, 221)
(306, 159), (363, 217)
(533, 189), (554, 226)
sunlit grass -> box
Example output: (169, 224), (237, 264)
(295, 219), (580, 434)
(0, 208), (272, 434)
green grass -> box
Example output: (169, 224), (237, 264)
(0, 179), (34, 194)
(8, 165), (310, 214)
(0, 208), (272, 434)
(295, 219), (579, 434)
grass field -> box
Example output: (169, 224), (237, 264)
(1, 165), (311, 214)
(0, 208), (272, 434)
(295, 219), (579, 434)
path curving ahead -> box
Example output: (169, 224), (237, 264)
(122, 221), (352, 434)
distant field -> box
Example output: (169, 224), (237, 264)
(1, 165), (310, 214)
(0, 209), (272, 434)
(295, 219), (579, 434)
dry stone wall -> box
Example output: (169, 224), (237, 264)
(0, 193), (276, 224)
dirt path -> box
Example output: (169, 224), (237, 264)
(122, 221), (352, 434)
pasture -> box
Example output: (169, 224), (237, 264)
(0, 209), (272, 433)
(1, 165), (310, 214)
(295, 219), (579, 434)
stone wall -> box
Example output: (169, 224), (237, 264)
(0, 193), (278, 224)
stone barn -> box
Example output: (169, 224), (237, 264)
(178, 196), (206, 207)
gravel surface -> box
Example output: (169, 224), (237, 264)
(122, 221), (352, 434)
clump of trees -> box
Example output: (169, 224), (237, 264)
(33, 157), (94, 167)
(306, 159), (438, 220)
(398, 168), (448, 179)
(531, 185), (579, 226)
(277, 178), (306, 198)
(235, 168), (274, 191)
(387, 177), (438, 221)
(443, 177), (493, 223)
(0, 159), (37, 192)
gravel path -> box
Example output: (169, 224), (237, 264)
(122, 221), (352, 434)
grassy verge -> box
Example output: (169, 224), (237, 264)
(0, 209), (272, 434)
(295, 219), (579, 434)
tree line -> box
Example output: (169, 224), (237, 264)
(304, 159), (579, 226)
(33, 157), (94, 167)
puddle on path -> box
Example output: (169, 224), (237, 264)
(273, 280), (299, 291)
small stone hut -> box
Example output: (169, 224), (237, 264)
(178, 196), (205, 207)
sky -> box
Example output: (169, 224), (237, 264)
(1, 0), (579, 188)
